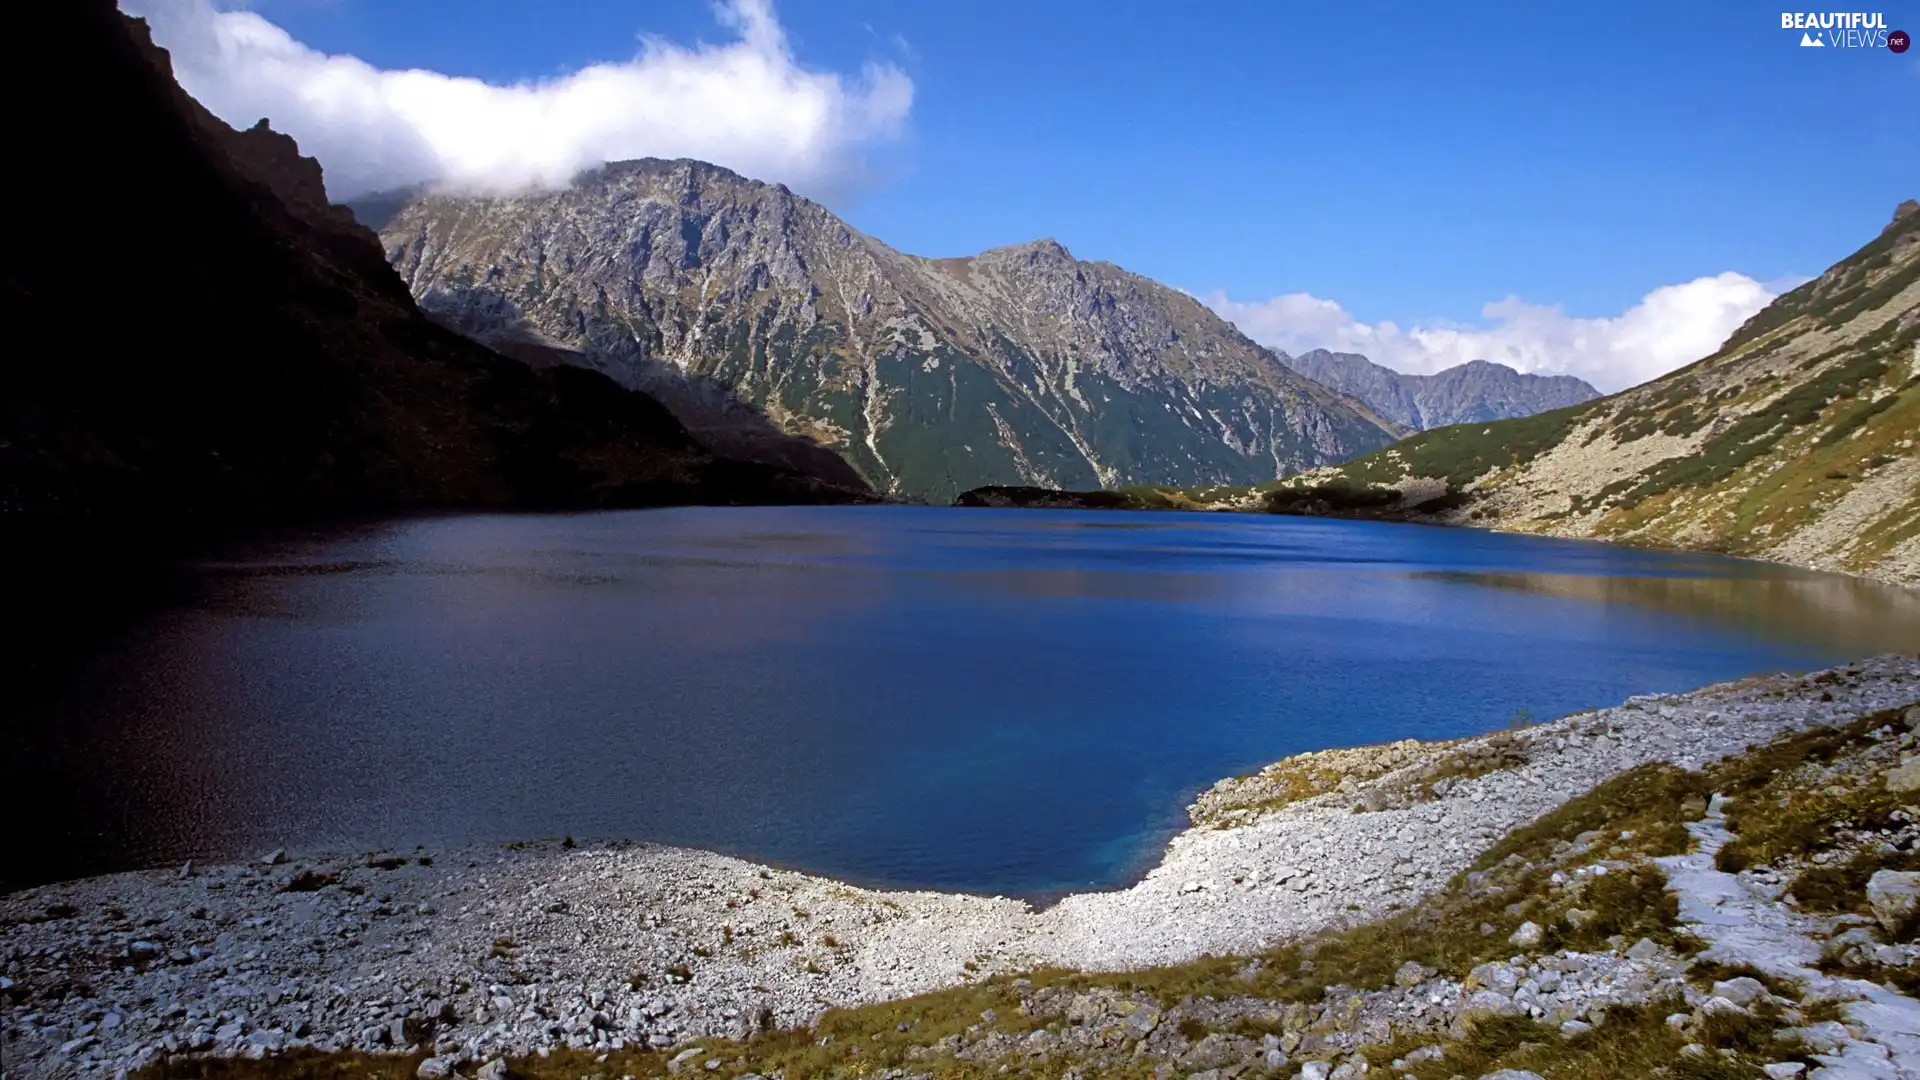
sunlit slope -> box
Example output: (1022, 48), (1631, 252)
(1292, 201), (1920, 587)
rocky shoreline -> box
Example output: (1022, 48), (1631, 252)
(4, 656), (1919, 1079)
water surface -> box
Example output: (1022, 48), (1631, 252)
(7, 506), (1917, 898)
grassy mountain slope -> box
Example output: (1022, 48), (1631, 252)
(367, 161), (1403, 503)
(1276, 203), (1920, 587)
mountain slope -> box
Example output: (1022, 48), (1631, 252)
(1279, 350), (1601, 429)
(2, 3), (861, 532)
(366, 160), (1403, 502)
(1288, 202), (1920, 588)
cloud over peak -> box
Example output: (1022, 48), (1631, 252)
(122, 0), (914, 200)
(1205, 272), (1792, 394)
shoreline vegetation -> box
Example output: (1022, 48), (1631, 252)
(6, 657), (1920, 1079)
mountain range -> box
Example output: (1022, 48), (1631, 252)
(357, 161), (1408, 503)
(1276, 350), (1600, 430)
(1286, 201), (1920, 587)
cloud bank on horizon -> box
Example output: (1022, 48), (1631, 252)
(121, 0), (914, 200)
(1205, 272), (1795, 394)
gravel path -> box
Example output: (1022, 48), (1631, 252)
(4, 656), (1917, 1078)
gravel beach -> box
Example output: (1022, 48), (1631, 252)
(4, 655), (1917, 1079)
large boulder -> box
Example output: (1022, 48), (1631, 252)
(1885, 755), (1920, 793)
(1867, 870), (1920, 933)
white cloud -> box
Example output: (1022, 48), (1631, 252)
(1204, 272), (1797, 393)
(121, 0), (914, 200)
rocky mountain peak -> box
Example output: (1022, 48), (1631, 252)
(1890, 199), (1919, 231)
(370, 166), (1400, 500)
(1277, 350), (1600, 430)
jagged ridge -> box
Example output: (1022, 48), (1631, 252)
(365, 159), (1403, 502)
(1278, 350), (1601, 430)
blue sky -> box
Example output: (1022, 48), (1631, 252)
(134, 0), (1918, 389)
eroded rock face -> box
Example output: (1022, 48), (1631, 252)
(366, 161), (1402, 501)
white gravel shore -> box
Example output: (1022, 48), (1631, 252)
(4, 655), (1917, 1078)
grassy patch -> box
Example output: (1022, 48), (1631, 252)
(1373, 996), (1804, 1080)
(1712, 706), (1914, 875)
(1326, 402), (1596, 490)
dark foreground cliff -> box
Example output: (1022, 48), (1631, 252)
(1, 1), (867, 533)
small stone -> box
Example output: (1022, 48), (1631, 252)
(1763, 1064), (1807, 1079)
(416, 1058), (453, 1079)
(1666, 1014), (1690, 1030)
(1508, 921), (1543, 949)
(1559, 1020), (1592, 1037)
(1393, 960), (1432, 987)
(1480, 1072), (1546, 1080)
(1699, 996), (1749, 1019)
(262, 848), (288, 865)
(1625, 937), (1661, 960)
(1298, 1062), (1331, 1080)
(476, 1060), (508, 1080)
(1462, 990), (1521, 1019)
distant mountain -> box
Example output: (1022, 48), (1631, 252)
(1277, 351), (1600, 429)
(3, 2), (861, 533)
(362, 160), (1403, 502)
(1288, 201), (1920, 588)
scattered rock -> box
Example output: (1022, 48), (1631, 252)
(1508, 921), (1542, 948)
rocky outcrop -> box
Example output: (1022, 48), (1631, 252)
(363, 161), (1403, 502)
(952, 485), (1159, 510)
(1278, 351), (1601, 430)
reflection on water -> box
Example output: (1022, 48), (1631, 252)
(6, 506), (1917, 900)
(1412, 570), (1920, 656)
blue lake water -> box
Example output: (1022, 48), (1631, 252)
(8, 506), (1919, 899)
